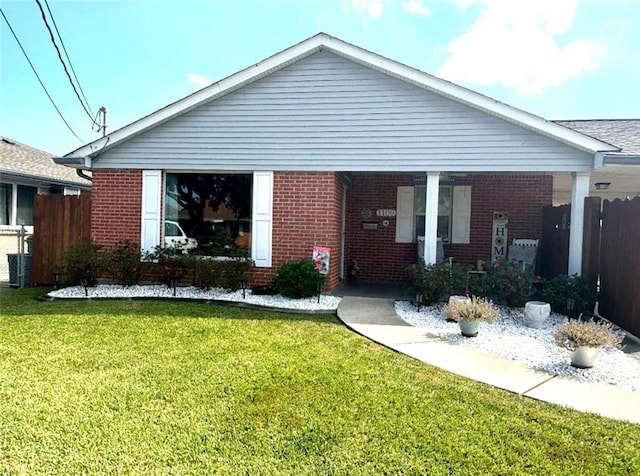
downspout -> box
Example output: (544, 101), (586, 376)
(77, 169), (92, 182)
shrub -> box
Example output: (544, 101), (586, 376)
(443, 296), (498, 322)
(62, 239), (102, 287)
(193, 258), (224, 291)
(486, 260), (533, 307)
(553, 319), (623, 350)
(145, 246), (191, 288)
(408, 261), (468, 306)
(101, 240), (141, 287)
(275, 260), (325, 299)
(194, 257), (253, 292)
(220, 257), (252, 291)
(542, 274), (597, 318)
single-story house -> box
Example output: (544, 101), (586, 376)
(56, 33), (636, 291)
(1, 137), (91, 281)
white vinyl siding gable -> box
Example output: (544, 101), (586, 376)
(92, 51), (592, 173)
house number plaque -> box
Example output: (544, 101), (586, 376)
(376, 209), (396, 217)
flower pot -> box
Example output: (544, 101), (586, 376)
(524, 301), (551, 329)
(570, 346), (600, 369)
(458, 319), (480, 337)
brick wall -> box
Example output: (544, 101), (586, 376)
(447, 173), (553, 266)
(344, 172), (552, 282)
(345, 173), (417, 282)
(251, 171), (345, 290)
(91, 169), (143, 247)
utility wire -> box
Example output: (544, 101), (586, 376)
(34, 0), (99, 127)
(43, 0), (94, 117)
(0, 7), (84, 143)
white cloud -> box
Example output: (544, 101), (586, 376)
(345, 0), (385, 19)
(402, 0), (431, 16)
(436, 0), (601, 93)
(187, 73), (212, 87)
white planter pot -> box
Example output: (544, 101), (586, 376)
(571, 346), (600, 369)
(459, 319), (480, 337)
(524, 301), (551, 329)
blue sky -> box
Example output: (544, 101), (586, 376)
(2, 0), (639, 156)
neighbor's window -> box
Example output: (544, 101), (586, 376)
(164, 173), (252, 256)
(0, 183), (37, 227)
(414, 185), (453, 242)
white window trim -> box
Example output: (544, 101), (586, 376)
(398, 184), (472, 245)
(0, 181), (37, 230)
(147, 170), (273, 267)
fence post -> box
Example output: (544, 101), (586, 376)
(17, 225), (25, 288)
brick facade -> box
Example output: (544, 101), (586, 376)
(344, 172), (553, 282)
(251, 171), (345, 290)
(91, 169), (142, 247)
(447, 173), (553, 266)
(345, 173), (417, 282)
(89, 169), (551, 290)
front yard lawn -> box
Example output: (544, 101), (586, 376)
(1, 287), (639, 475)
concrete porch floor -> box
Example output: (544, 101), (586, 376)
(330, 280), (413, 300)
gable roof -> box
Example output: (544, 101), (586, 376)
(1, 137), (91, 188)
(64, 33), (618, 161)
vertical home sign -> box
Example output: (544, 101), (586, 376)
(491, 212), (508, 263)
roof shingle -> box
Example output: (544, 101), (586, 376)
(0, 137), (91, 187)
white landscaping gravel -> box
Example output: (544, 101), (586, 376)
(47, 284), (342, 312)
(395, 300), (640, 392)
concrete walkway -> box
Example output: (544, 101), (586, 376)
(337, 296), (640, 425)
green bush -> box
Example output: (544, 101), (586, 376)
(275, 260), (325, 299)
(144, 246), (192, 288)
(486, 260), (533, 307)
(408, 261), (468, 306)
(220, 258), (253, 291)
(62, 239), (102, 287)
(101, 240), (141, 287)
(194, 257), (252, 291)
(542, 274), (597, 318)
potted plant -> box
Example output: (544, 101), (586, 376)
(443, 296), (498, 337)
(553, 319), (623, 368)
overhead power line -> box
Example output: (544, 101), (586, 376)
(34, 0), (99, 127)
(0, 7), (85, 143)
(42, 0), (94, 117)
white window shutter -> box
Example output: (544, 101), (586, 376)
(252, 171), (273, 267)
(395, 186), (414, 243)
(140, 170), (162, 255)
(451, 185), (471, 244)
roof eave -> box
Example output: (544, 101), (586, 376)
(603, 154), (640, 166)
(54, 156), (92, 169)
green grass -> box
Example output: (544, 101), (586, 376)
(1, 287), (639, 475)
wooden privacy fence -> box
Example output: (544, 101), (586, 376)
(598, 197), (640, 337)
(32, 194), (91, 285)
(540, 196), (640, 337)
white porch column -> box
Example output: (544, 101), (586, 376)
(423, 172), (440, 264)
(568, 172), (590, 275)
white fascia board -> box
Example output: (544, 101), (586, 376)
(65, 32), (620, 159)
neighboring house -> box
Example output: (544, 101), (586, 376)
(552, 120), (640, 204)
(0, 137), (91, 280)
(57, 33), (632, 290)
